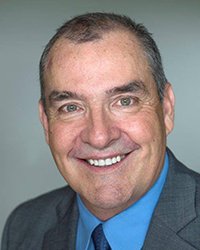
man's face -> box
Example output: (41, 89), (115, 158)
(39, 31), (174, 220)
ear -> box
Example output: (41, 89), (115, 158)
(162, 83), (175, 136)
(39, 100), (50, 144)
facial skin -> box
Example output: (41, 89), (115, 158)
(39, 30), (175, 220)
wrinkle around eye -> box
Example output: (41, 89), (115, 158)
(58, 102), (86, 117)
(59, 103), (80, 113)
(108, 95), (143, 116)
(47, 102), (86, 122)
(114, 96), (140, 108)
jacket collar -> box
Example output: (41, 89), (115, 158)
(42, 149), (198, 250)
(42, 188), (78, 250)
(143, 149), (197, 249)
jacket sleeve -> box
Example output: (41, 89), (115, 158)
(1, 205), (25, 250)
(1, 212), (14, 250)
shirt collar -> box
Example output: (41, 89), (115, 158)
(77, 153), (169, 250)
(76, 195), (101, 249)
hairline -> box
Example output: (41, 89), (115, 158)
(41, 29), (155, 95)
(39, 14), (167, 110)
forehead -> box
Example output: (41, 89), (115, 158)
(44, 30), (154, 95)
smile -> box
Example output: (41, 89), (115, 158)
(86, 155), (125, 167)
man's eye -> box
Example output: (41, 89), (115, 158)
(119, 97), (133, 106)
(61, 104), (79, 113)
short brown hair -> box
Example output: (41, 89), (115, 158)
(39, 12), (167, 107)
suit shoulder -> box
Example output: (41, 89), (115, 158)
(8, 185), (76, 222)
(1, 186), (76, 249)
(167, 148), (200, 183)
(176, 158), (200, 185)
(10, 185), (74, 216)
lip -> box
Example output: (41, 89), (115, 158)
(71, 141), (140, 159)
(72, 142), (141, 173)
(87, 154), (125, 167)
(83, 152), (127, 161)
(76, 145), (139, 160)
(76, 149), (137, 173)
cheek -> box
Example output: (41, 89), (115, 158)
(118, 112), (165, 144)
(48, 121), (82, 153)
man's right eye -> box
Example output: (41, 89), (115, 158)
(60, 104), (80, 113)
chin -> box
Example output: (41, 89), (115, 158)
(83, 187), (135, 216)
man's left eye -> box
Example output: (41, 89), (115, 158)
(61, 104), (79, 113)
(119, 97), (133, 106)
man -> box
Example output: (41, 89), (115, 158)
(1, 12), (200, 250)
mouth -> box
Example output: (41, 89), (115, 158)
(85, 154), (126, 167)
(76, 144), (140, 170)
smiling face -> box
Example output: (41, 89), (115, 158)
(39, 30), (175, 220)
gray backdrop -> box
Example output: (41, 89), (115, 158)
(0, 0), (200, 238)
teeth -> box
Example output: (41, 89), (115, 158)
(87, 155), (125, 167)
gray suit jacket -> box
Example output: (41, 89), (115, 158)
(1, 149), (200, 249)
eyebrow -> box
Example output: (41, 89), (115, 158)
(48, 80), (148, 104)
(48, 90), (84, 104)
(106, 81), (148, 96)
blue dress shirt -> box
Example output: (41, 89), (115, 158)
(76, 153), (169, 250)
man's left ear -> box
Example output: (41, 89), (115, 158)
(39, 100), (50, 144)
(162, 83), (175, 136)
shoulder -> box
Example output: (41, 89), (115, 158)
(1, 186), (76, 250)
(8, 185), (75, 221)
(167, 148), (200, 204)
(167, 148), (200, 183)
(167, 149), (200, 247)
(167, 148), (200, 221)
(144, 149), (200, 249)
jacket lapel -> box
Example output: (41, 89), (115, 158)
(143, 217), (197, 250)
(143, 149), (197, 249)
(42, 189), (79, 250)
(42, 150), (198, 249)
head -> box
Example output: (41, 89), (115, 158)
(40, 12), (168, 108)
(39, 13), (175, 220)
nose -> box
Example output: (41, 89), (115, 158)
(80, 108), (120, 149)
